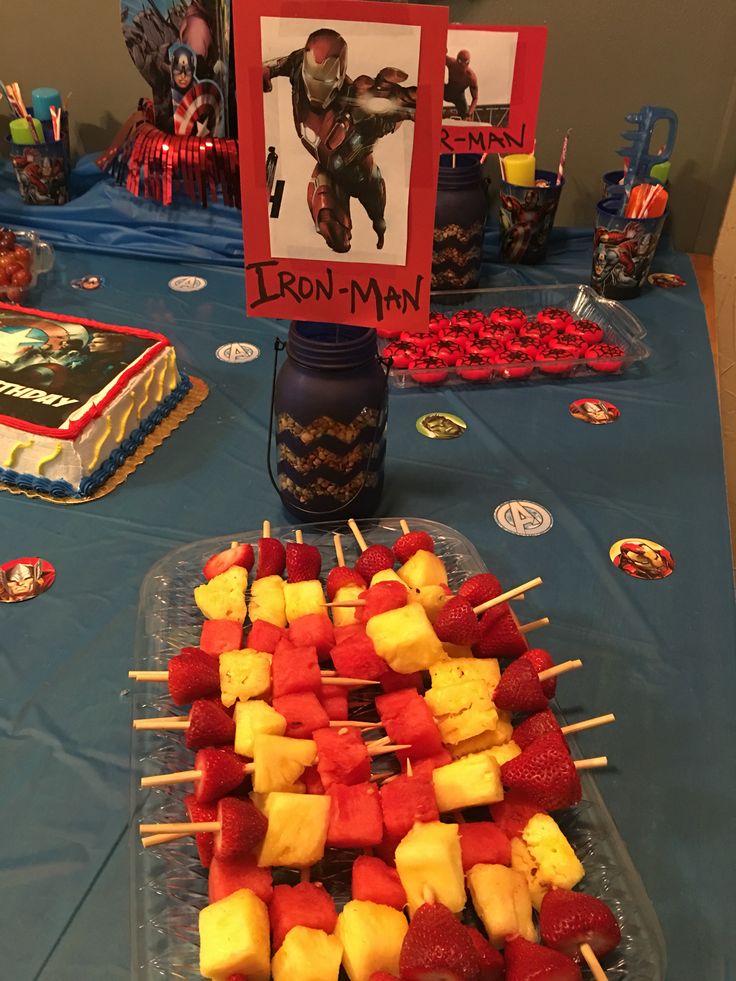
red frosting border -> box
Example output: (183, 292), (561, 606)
(0, 302), (171, 439)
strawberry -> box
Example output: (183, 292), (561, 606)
(185, 793), (217, 868)
(194, 747), (246, 803)
(501, 732), (581, 811)
(434, 596), (481, 645)
(504, 935), (581, 981)
(465, 927), (505, 981)
(202, 542), (255, 580)
(539, 888), (621, 961)
(168, 650), (221, 705)
(185, 699), (236, 750)
(286, 541), (322, 582)
(214, 796), (268, 861)
(326, 565), (366, 600)
(256, 536), (286, 579)
(490, 790), (542, 839)
(474, 605), (528, 660)
(514, 709), (561, 749)
(355, 543), (395, 582)
(399, 902), (481, 981)
(393, 530), (435, 564)
(522, 648), (557, 698)
(493, 658), (548, 713)
(458, 573), (503, 608)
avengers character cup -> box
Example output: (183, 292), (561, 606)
(498, 169), (563, 264)
(432, 153), (490, 289)
(591, 198), (667, 300)
(8, 138), (70, 206)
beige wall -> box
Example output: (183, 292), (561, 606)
(1, 0), (735, 253)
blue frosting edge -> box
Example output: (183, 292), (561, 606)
(0, 372), (192, 500)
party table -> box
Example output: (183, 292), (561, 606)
(0, 167), (734, 981)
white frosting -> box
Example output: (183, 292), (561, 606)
(0, 348), (180, 490)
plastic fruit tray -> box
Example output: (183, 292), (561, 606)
(130, 518), (666, 980)
(382, 284), (650, 388)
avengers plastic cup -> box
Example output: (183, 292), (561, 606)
(602, 170), (625, 199)
(7, 137), (70, 206)
(498, 169), (563, 264)
(591, 198), (667, 300)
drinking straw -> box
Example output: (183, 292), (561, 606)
(556, 128), (572, 185)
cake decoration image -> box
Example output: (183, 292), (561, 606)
(0, 556), (55, 603)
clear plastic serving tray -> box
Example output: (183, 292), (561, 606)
(130, 518), (666, 981)
(384, 284), (650, 388)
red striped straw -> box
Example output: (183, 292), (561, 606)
(556, 128), (572, 186)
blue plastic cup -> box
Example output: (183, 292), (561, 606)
(591, 197), (667, 299)
(498, 169), (564, 264)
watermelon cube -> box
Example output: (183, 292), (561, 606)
(407, 750), (453, 780)
(247, 619), (284, 654)
(288, 613), (335, 661)
(274, 637), (298, 656)
(356, 582), (408, 621)
(317, 683), (349, 721)
(376, 690), (444, 759)
(333, 623), (364, 644)
(200, 619), (243, 656)
(380, 668), (424, 693)
(351, 855), (407, 911)
(458, 821), (512, 870)
(303, 765), (325, 795)
(271, 645), (321, 698)
(379, 774), (439, 838)
(375, 829), (402, 866)
(273, 691), (330, 738)
(208, 853), (274, 904)
(489, 791), (541, 839)
(313, 727), (371, 788)
(327, 782), (383, 848)
(331, 632), (387, 681)
(184, 793), (216, 868)
(270, 882), (338, 950)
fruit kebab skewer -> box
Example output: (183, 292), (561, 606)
(540, 887), (622, 980)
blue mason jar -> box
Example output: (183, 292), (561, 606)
(432, 153), (489, 290)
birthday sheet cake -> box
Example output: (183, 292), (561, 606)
(0, 304), (191, 498)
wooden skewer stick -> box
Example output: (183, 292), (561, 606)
(519, 616), (550, 634)
(399, 519), (410, 535)
(295, 529), (303, 544)
(472, 577), (543, 615)
(580, 943), (608, 981)
(573, 757), (608, 770)
(538, 658), (583, 682)
(347, 518), (368, 552)
(141, 832), (187, 846)
(128, 671), (378, 687)
(333, 533), (345, 568)
(300, 866), (310, 883)
(561, 713), (616, 736)
(133, 717), (381, 733)
(141, 821), (220, 835)
(128, 671), (169, 681)
(262, 520), (270, 538)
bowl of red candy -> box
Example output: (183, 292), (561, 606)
(0, 226), (55, 305)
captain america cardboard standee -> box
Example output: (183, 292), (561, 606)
(234, 0), (448, 331)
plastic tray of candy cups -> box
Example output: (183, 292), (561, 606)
(379, 284), (650, 389)
(0, 226), (55, 304)
(129, 518), (665, 980)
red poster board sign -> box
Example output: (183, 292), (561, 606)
(233, 0), (448, 330)
(440, 25), (547, 156)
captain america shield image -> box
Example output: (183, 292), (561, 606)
(174, 79), (225, 137)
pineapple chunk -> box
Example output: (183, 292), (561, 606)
(488, 740), (522, 767)
(272, 926), (343, 981)
(397, 549), (448, 588)
(442, 642), (475, 659)
(395, 821), (465, 916)
(249, 575), (286, 628)
(430, 657), (501, 690)
(252, 734), (316, 793)
(335, 901), (408, 981)
(199, 887), (270, 981)
(370, 569), (406, 587)
(449, 714), (513, 757)
(467, 864), (536, 949)
(234, 700), (287, 757)
(194, 566), (248, 623)
(255, 792), (330, 867)
(366, 603), (446, 673)
(511, 813), (585, 909)
(284, 580), (325, 623)
(425, 680), (499, 745)
(332, 584), (363, 626)
(219, 649), (272, 708)
(432, 752), (504, 811)
(414, 584), (452, 623)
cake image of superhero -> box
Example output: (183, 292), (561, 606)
(262, 25), (418, 256)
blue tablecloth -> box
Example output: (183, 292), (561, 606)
(0, 166), (734, 981)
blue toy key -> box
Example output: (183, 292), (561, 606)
(617, 105), (678, 212)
